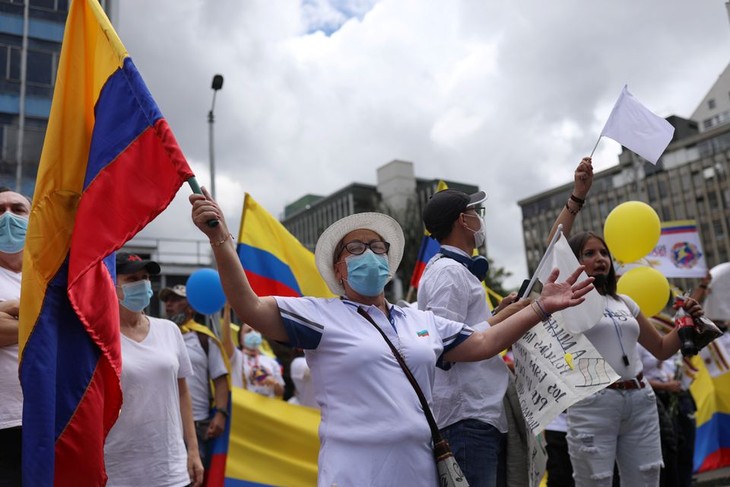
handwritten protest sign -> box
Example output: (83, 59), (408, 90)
(513, 312), (619, 435)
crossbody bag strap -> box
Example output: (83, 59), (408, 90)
(356, 307), (443, 443)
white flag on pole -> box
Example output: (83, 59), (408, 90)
(535, 233), (604, 334)
(600, 85), (675, 164)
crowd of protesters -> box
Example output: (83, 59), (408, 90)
(0, 151), (723, 487)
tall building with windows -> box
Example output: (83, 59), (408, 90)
(0, 0), (114, 195)
(693, 61), (730, 133)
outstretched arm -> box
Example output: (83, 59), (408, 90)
(547, 157), (593, 243)
(445, 266), (594, 362)
(190, 189), (288, 342)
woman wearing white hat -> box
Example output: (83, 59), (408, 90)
(190, 189), (593, 487)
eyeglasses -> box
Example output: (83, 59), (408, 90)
(467, 206), (486, 218)
(340, 240), (390, 256)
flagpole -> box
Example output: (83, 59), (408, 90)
(188, 176), (219, 227)
(589, 136), (602, 158)
(521, 224), (563, 298)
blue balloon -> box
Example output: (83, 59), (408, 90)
(186, 268), (226, 315)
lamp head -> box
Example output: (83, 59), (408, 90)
(212, 74), (224, 91)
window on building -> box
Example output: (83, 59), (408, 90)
(30, 0), (55, 8)
(704, 119), (714, 130)
(26, 50), (53, 85)
(714, 219), (725, 238)
(708, 191), (719, 210)
(709, 99), (716, 110)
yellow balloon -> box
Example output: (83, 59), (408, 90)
(617, 267), (670, 317)
(603, 201), (660, 263)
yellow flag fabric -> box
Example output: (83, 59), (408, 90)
(226, 388), (320, 486)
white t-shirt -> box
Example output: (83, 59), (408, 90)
(230, 348), (284, 397)
(181, 323), (228, 421)
(583, 295), (643, 380)
(290, 356), (318, 409)
(418, 247), (509, 432)
(104, 317), (193, 487)
(274, 296), (472, 487)
(0, 266), (22, 429)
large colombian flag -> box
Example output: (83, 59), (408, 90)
(237, 193), (335, 298)
(690, 337), (730, 473)
(18, 1), (194, 485)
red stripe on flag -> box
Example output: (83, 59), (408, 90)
(698, 447), (730, 473)
(245, 271), (302, 297)
(54, 360), (120, 486)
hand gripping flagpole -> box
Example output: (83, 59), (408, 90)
(188, 176), (220, 227)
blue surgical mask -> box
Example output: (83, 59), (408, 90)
(0, 212), (28, 254)
(244, 331), (263, 349)
(120, 280), (153, 312)
(345, 250), (390, 297)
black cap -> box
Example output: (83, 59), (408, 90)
(116, 252), (161, 275)
(423, 189), (487, 241)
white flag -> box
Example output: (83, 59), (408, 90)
(600, 85), (675, 164)
(536, 234), (603, 334)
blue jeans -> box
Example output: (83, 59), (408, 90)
(441, 419), (506, 487)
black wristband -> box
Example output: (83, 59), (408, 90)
(216, 408), (229, 418)
(570, 194), (585, 205)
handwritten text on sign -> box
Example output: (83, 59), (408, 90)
(513, 312), (619, 434)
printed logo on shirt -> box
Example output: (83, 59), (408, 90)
(417, 329), (429, 337)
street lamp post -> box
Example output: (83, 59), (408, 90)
(208, 74), (224, 200)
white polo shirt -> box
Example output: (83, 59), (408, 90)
(418, 246), (509, 432)
(274, 296), (472, 487)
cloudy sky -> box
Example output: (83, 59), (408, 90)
(116, 0), (730, 289)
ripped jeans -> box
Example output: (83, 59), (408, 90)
(567, 387), (662, 487)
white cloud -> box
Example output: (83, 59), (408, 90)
(117, 0), (730, 289)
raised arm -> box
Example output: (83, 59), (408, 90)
(445, 266), (594, 362)
(190, 188), (288, 342)
(546, 157), (594, 244)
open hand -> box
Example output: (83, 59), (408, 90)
(538, 266), (594, 315)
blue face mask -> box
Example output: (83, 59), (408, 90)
(345, 250), (390, 297)
(119, 280), (153, 312)
(244, 331), (263, 349)
(0, 212), (28, 254)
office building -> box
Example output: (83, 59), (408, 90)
(0, 0), (115, 195)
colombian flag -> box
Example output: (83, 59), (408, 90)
(409, 180), (448, 289)
(18, 1), (193, 485)
(691, 339), (730, 473)
(237, 193), (335, 298)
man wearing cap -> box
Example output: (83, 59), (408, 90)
(160, 284), (230, 468)
(0, 188), (30, 485)
(419, 189), (526, 487)
(106, 253), (203, 487)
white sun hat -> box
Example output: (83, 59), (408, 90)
(315, 212), (405, 296)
